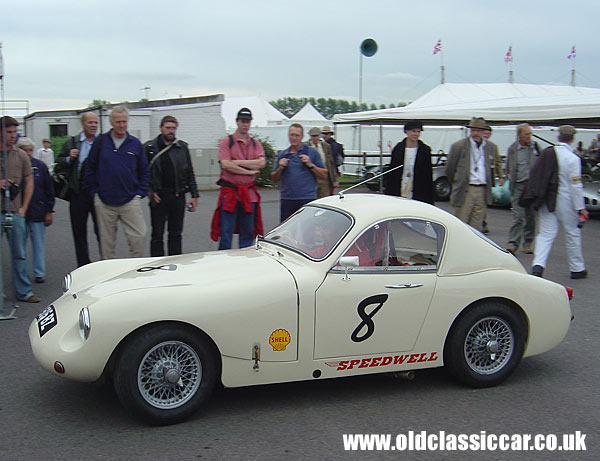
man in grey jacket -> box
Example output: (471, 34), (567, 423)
(505, 123), (539, 254)
(445, 117), (502, 231)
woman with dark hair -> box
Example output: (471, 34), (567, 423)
(384, 120), (434, 204)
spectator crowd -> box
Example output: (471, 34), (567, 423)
(0, 108), (592, 306)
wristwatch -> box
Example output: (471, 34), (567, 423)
(309, 164), (315, 169)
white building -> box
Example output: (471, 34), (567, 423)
(24, 95), (226, 187)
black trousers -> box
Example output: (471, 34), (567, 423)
(150, 192), (186, 257)
(69, 191), (99, 267)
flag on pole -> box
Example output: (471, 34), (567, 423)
(432, 39), (442, 55)
(567, 45), (576, 60)
(504, 46), (512, 63)
(0, 42), (4, 79)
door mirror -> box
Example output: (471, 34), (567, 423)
(338, 256), (359, 281)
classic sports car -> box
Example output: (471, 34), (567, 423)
(29, 194), (572, 425)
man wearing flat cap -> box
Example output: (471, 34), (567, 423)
(524, 125), (588, 279)
(306, 127), (338, 197)
(321, 126), (344, 171)
(445, 117), (503, 230)
(36, 138), (54, 167)
(211, 107), (265, 250)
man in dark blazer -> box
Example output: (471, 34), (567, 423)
(385, 119), (434, 204)
(306, 127), (338, 197)
(57, 111), (100, 266)
(445, 117), (502, 231)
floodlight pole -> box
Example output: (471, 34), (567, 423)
(358, 53), (363, 170)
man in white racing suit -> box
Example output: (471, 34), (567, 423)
(531, 125), (588, 279)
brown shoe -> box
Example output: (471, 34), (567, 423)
(24, 295), (41, 303)
(34, 277), (45, 283)
(506, 244), (517, 255)
(522, 247), (533, 254)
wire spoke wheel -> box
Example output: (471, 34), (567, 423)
(137, 341), (202, 409)
(464, 317), (514, 375)
(444, 302), (525, 388)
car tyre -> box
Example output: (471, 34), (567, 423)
(433, 177), (451, 201)
(444, 302), (525, 388)
(113, 324), (218, 425)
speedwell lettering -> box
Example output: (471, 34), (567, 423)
(336, 352), (439, 370)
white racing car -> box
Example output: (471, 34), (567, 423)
(29, 194), (572, 425)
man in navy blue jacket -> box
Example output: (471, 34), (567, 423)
(84, 106), (149, 259)
(16, 137), (54, 283)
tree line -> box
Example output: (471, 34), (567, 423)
(270, 97), (407, 119)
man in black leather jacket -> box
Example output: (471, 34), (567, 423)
(144, 116), (199, 256)
(57, 111), (100, 267)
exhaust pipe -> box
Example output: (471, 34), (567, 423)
(391, 371), (415, 380)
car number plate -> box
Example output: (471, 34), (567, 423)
(37, 305), (58, 337)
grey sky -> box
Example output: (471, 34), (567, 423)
(2, 0), (598, 113)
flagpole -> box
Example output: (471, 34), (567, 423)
(569, 45), (576, 87)
(440, 46), (445, 84)
(433, 40), (444, 84)
(507, 45), (514, 83)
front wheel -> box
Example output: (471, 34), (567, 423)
(444, 302), (525, 388)
(113, 324), (218, 425)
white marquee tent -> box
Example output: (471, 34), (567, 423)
(221, 95), (289, 131)
(333, 83), (600, 128)
(290, 102), (330, 126)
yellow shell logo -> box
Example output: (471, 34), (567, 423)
(269, 329), (291, 351)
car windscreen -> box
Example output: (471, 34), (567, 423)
(264, 206), (352, 260)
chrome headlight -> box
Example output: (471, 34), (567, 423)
(79, 307), (91, 341)
(62, 273), (72, 293)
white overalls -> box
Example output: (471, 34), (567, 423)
(532, 143), (586, 272)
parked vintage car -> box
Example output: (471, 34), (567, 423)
(363, 161), (509, 206)
(583, 180), (600, 212)
(362, 152), (450, 201)
(30, 194), (572, 425)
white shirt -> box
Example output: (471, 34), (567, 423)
(469, 137), (487, 184)
(36, 147), (54, 167)
(401, 147), (418, 196)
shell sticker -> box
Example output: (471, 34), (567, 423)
(269, 329), (291, 351)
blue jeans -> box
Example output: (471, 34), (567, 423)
(280, 198), (313, 222)
(1, 213), (33, 301)
(218, 200), (256, 250)
(27, 221), (46, 278)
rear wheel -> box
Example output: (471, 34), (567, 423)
(433, 177), (451, 201)
(444, 302), (525, 388)
(113, 324), (218, 425)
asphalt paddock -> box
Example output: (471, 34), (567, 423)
(1, 188), (598, 460)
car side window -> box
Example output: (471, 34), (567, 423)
(341, 219), (445, 270)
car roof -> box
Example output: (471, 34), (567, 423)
(310, 193), (525, 276)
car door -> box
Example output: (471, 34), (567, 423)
(314, 218), (445, 359)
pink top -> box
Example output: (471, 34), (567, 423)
(218, 132), (265, 202)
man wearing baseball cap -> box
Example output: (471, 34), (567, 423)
(445, 117), (503, 231)
(211, 107), (265, 249)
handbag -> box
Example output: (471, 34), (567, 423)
(52, 162), (70, 201)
